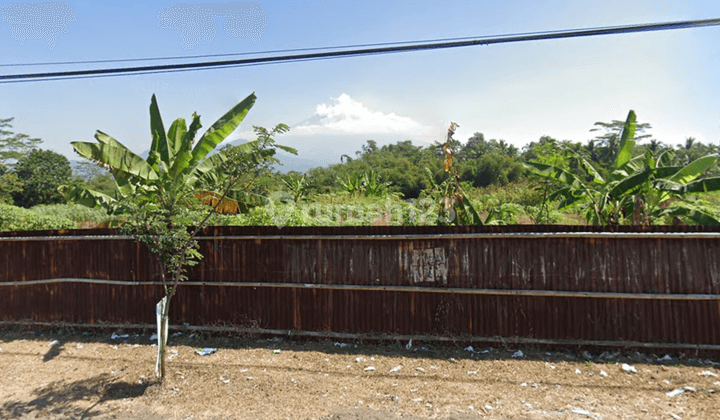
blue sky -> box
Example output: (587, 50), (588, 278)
(1, 0), (719, 169)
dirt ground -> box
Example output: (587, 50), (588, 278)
(1, 327), (719, 420)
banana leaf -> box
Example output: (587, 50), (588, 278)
(72, 142), (158, 181)
(608, 167), (654, 199)
(677, 176), (720, 194)
(523, 161), (586, 190)
(613, 110), (637, 170)
(148, 94), (170, 171)
(669, 155), (719, 185)
(170, 113), (202, 179)
(190, 93), (256, 166)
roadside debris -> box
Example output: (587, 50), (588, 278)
(364, 366), (376, 372)
(49, 340), (61, 347)
(667, 387), (697, 397)
(699, 371), (718, 377)
(512, 350), (525, 358)
(464, 346), (474, 353)
(621, 363), (637, 373)
(405, 339), (412, 350)
(194, 348), (217, 356)
(389, 365), (402, 373)
(111, 333), (129, 340)
(334, 342), (349, 348)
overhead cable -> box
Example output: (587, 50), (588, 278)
(2, 17), (719, 84)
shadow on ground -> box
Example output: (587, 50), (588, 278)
(0, 373), (152, 419)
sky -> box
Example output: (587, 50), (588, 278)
(1, 0), (719, 171)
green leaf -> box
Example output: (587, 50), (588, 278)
(190, 93), (256, 166)
(72, 141), (158, 181)
(662, 204), (720, 225)
(653, 178), (684, 193)
(669, 155), (718, 185)
(678, 176), (720, 194)
(148, 94), (170, 171)
(276, 144), (298, 155)
(574, 153), (604, 183)
(613, 110), (637, 170)
(94, 130), (129, 149)
(170, 113), (202, 179)
(608, 168), (654, 199)
(656, 149), (675, 167)
(167, 118), (187, 161)
(523, 161), (586, 190)
(62, 186), (117, 210)
(457, 192), (483, 225)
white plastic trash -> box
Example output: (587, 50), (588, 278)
(667, 388), (685, 397)
(622, 363), (637, 373)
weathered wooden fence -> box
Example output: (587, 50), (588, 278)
(1, 226), (719, 349)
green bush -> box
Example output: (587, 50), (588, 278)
(29, 203), (111, 225)
(0, 204), (76, 231)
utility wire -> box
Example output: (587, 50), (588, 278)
(2, 17), (719, 84)
(0, 22), (672, 68)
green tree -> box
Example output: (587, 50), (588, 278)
(0, 117), (42, 167)
(12, 149), (72, 208)
(69, 93), (294, 380)
(0, 164), (23, 205)
(525, 110), (720, 225)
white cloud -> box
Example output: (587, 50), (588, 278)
(291, 93), (432, 137)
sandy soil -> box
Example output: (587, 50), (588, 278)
(1, 328), (719, 420)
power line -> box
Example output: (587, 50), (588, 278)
(0, 23), (667, 68)
(2, 17), (719, 84)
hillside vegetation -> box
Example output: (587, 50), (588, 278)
(2, 111), (719, 232)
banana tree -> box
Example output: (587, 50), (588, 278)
(524, 110), (720, 225)
(68, 93), (295, 380)
(67, 94), (261, 213)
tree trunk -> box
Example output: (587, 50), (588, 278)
(155, 295), (170, 380)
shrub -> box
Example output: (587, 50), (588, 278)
(0, 204), (76, 231)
